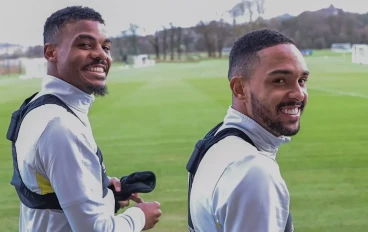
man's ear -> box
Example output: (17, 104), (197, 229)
(229, 76), (248, 101)
(44, 43), (57, 62)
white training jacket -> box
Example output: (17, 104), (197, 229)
(15, 75), (145, 232)
(189, 106), (292, 232)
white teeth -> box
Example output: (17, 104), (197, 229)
(281, 108), (299, 115)
(86, 67), (104, 73)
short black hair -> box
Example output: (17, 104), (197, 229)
(43, 6), (105, 44)
(228, 29), (295, 81)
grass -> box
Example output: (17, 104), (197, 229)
(0, 50), (367, 231)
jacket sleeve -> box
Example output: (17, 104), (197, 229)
(37, 116), (145, 232)
(212, 157), (290, 232)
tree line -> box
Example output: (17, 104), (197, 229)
(2, 3), (368, 62)
(110, 4), (368, 62)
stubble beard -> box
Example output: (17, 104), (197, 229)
(86, 83), (108, 97)
(250, 91), (301, 137)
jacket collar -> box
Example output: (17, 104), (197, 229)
(37, 75), (95, 125)
(218, 106), (291, 160)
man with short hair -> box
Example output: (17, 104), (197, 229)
(7, 6), (161, 232)
(187, 29), (309, 231)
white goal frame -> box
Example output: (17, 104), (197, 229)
(352, 44), (368, 65)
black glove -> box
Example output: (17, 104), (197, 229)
(108, 171), (156, 213)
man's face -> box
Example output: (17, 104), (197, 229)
(246, 44), (309, 137)
(55, 20), (112, 96)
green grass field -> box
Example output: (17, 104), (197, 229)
(0, 51), (367, 231)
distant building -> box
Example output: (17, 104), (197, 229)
(300, 49), (313, 56)
(0, 58), (22, 75)
(221, 47), (232, 56)
(0, 43), (25, 56)
(127, 54), (155, 68)
(331, 43), (352, 53)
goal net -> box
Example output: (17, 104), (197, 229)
(352, 44), (368, 65)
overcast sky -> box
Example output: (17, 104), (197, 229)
(1, 0), (367, 47)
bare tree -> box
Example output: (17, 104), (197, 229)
(148, 31), (160, 60)
(215, 19), (232, 58)
(195, 21), (218, 57)
(128, 23), (139, 55)
(229, 1), (246, 26)
(229, 0), (248, 39)
(162, 27), (168, 60)
(245, 0), (254, 23)
(170, 23), (175, 61)
(195, 21), (211, 57)
(255, 0), (265, 18)
(112, 34), (128, 62)
(182, 29), (195, 55)
(176, 27), (182, 59)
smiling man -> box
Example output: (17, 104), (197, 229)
(187, 29), (309, 232)
(6, 6), (161, 232)
(48, 19), (112, 97)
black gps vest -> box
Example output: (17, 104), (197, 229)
(6, 92), (110, 210)
(186, 122), (294, 232)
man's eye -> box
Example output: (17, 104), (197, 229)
(274, 79), (285, 84)
(79, 43), (91, 49)
(299, 78), (308, 84)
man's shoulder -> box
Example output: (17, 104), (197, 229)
(192, 134), (272, 194)
(193, 135), (257, 182)
(207, 134), (258, 159)
(17, 103), (82, 147)
(23, 103), (77, 127)
(211, 136), (285, 190)
(15, 102), (84, 176)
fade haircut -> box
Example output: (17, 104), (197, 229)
(43, 6), (105, 45)
(227, 29), (295, 81)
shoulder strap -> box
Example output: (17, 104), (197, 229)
(186, 124), (255, 230)
(6, 93), (81, 210)
(6, 93), (80, 143)
(6, 92), (38, 142)
(186, 121), (224, 175)
(186, 124), (255, 177)
(6, 93), (89, 210)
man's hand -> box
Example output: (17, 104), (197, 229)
(109, 177), (161, 229)
(108, 177), (139, 208)
(109, 177), (121, 191)
(136, 201), (162, 230)
(129, 193), (144, 204)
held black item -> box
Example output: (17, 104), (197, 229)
(108, 171), (156, 213)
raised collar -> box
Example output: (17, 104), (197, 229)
(38, 75), (95, 122)
(218, 106), (291, 160)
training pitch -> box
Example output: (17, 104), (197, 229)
(0, 50), (367, 231)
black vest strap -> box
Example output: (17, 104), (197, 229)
(186, 122), (294, 232)
(6, 93), (109, 210)
(97, 148), (110, 197)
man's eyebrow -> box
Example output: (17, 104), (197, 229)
(301, 70), (309, 76)
(268, 69), (310, 76)
(77, 34), (112, 43)
(77, 34), (96, 41)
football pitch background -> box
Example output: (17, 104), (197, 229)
(0, 50), (367, 231)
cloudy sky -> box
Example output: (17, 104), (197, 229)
(1, 0), (367, 47)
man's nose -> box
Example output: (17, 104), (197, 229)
(288, 83), (305, 101)
(91, 46), (108, 60)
